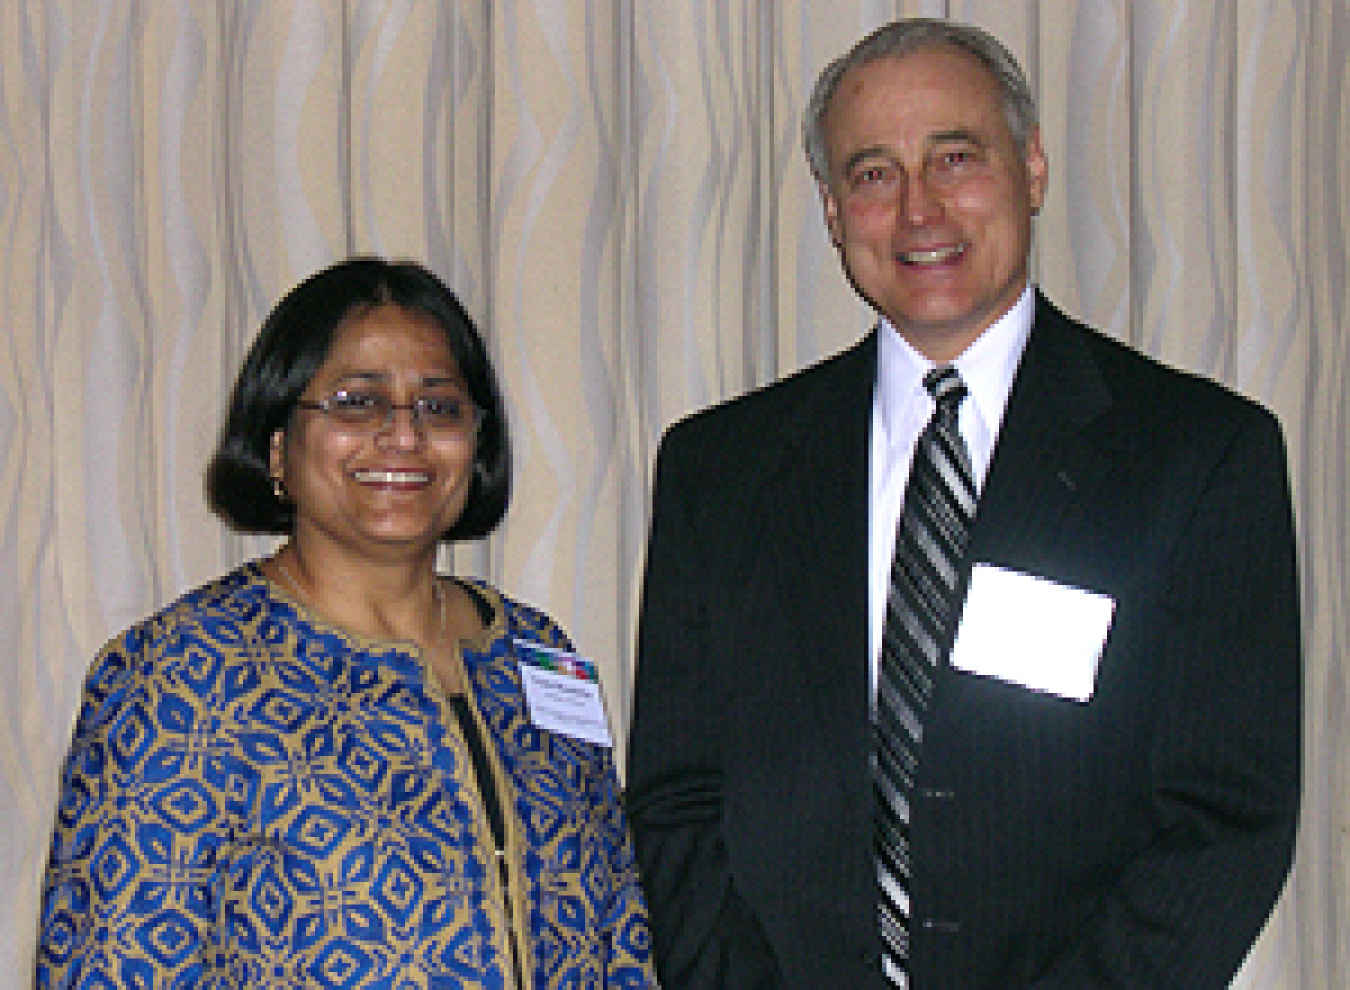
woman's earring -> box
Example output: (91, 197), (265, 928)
(270, 432), (290, 504)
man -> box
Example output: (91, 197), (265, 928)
(626, 17), (1300, 990)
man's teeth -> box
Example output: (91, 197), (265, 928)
(902, 245), (965, 264)
(354, 470), (430, 483)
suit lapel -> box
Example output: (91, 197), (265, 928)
(968, 294), (1114, 570)
(753, 300), (1114, 727)
(750, 299), (1115, 705)
(756, 334), (874, 730)
(746, 334), (879, 928)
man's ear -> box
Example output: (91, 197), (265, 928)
(1024, 126), (1049, 215)
(819, 179), (843, 247)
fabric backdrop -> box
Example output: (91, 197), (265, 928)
(0, 2), (1344, 986)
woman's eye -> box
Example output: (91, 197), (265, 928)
(333, 392), (380, 411)
(419, 397), (462, 418)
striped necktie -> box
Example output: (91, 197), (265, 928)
(874, 366), (975, 987)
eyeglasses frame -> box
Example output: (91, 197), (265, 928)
(293, 391), (484, 439)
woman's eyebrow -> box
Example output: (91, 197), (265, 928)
(327, 370), (465, 388)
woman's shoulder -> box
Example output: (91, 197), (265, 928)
(87, 562), (289, 694)
(106, 560), (274, 653)
(72, 561), (277, 741)
(457, 578), (572, 652)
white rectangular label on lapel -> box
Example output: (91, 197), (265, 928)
(949, 563), (1115, 702)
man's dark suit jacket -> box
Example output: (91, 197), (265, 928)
(626, 293), (1301, 989)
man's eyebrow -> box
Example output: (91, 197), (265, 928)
(838, 130), (988, 175)
(928, 128), (985, 146)
(840, 145), (892, 176)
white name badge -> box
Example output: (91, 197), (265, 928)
(949, 563), (1115, 702)
(514, 639), (613, 747)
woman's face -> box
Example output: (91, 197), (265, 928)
(270, 303), (478, 565)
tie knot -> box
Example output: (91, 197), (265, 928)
(924, 366), (967, 411)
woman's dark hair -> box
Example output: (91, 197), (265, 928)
(206, 256), (510, 541)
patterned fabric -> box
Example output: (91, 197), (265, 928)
(36, 561), (655, 989)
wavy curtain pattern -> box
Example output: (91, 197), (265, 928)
(0, 0), (1344, 984)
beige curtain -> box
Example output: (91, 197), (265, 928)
(1, 2), (1343, 985)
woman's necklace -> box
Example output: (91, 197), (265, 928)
(272, 551), (446, 641)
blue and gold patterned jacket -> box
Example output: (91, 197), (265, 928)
(37, 561), (655, 988)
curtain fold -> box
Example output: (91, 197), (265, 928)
(0, 2), (1343, 984)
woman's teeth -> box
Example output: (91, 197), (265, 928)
(354, 470), (429, 484)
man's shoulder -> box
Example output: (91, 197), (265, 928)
(1035, 295), (1279, 432)
(660, 332), (876, 454)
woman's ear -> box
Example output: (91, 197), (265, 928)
(269, 430), (286, 485)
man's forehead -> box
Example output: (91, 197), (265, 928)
(824, 52), (1010, 145)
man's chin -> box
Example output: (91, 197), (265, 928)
(884, 310), (998, 362)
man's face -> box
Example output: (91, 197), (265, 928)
(819, 46), (1048, 361)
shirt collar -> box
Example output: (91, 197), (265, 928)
(875, 284), (1035, 442)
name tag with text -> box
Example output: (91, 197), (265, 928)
(515, 639), (613, 747)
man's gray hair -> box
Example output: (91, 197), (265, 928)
(803, 18), (1039, 183)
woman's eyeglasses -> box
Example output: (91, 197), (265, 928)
(295, 391), (484, 439)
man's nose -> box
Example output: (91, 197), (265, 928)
(901, 171), (944, 225)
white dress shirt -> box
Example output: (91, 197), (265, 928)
(868, 285), (1036, 686)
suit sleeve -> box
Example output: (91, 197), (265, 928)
(626, 429), (786, 990)
(1033, 408), (1302, 988)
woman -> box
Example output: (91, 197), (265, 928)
(36, 257), (655, 987)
